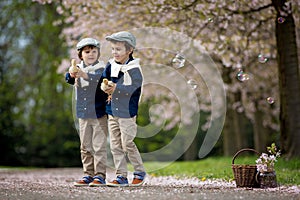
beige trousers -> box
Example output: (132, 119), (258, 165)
(79, 116), (108, 178)
(108, 115), (145, 178)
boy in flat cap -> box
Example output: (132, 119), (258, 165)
(66, 38), (108, 187)
(101, 31), (146, 187)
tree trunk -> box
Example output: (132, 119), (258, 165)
(273, 0), (300, 158)
(223, 91), (250, 156)
(253, 102), (269, 153)
(222, 68), (250, 156)
(184, 134), (200, 160)
(223, 107), (237, 156)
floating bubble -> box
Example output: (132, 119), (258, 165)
(277, 17), (285, 24)
(172, 53), (186, 68)
(258, 54), (268, 64)
(236, 70), (250, 82)
(187, 79), (198, 89)
(266, 97), (275, 104)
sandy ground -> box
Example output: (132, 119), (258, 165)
(0, 168), (299, 200)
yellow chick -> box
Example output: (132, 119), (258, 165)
(69, 59), (79, 73)
(101, 78), (114, 102)
(101, 78), (114, 93)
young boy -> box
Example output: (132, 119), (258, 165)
(65, 38), (108, 187)
(101, 31), (146, 187)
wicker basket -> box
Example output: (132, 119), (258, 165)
(232, 148), (260, 188)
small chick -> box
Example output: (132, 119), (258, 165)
(69, 59), (79, 73)
(101, 78), (114, 93)
(69, 59), (80, 87)
(101, 78), (114, 102)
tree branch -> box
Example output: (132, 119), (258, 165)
(225, 3), (273, 15)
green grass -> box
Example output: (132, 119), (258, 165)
(139, 157), (300, 186)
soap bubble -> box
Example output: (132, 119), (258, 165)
(258, 54), (268, 64)
(236, 70), (250, 82)
(172, 53), (185, 69)
(277, 17), (285, 24)
(266, 97), (275, 104)
(187, 79), (198, 89)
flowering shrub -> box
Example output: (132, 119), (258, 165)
(256, 143), (281, 173)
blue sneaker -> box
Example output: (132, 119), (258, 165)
(107, 175), (129, 187)
(74, 176), (93, 187)
(131, 172), (146, 186)
(89, 176), (106, 187)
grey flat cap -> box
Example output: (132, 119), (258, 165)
(106, 31), (136, 48)
(76, 38), (100, 50)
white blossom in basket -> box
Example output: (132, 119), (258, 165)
(256, 143), (281, 173)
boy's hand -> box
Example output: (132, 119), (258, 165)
(75, 70), (89, 79)
(69, 66), (79, 78)
(69, 71), (77, 78)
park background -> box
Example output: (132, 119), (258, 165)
(1, 0), (300, 170)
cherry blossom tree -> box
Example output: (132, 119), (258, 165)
(33, 0), (300, 158)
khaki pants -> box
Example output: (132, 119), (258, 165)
(79, 116), (108, 178)
(108, 115), (145, 178)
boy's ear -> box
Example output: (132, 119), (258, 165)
(129, 47), (134, 53)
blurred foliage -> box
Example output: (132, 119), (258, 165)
(0, 0), (80, 167)
(136, 98), (178, 160)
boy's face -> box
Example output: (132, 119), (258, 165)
(111, 42), (133, 64)
(81, 46), (99, 66)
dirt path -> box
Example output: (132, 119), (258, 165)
(0, 168), (299, 200)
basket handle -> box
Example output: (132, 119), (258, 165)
(232, 148), (260, 165)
